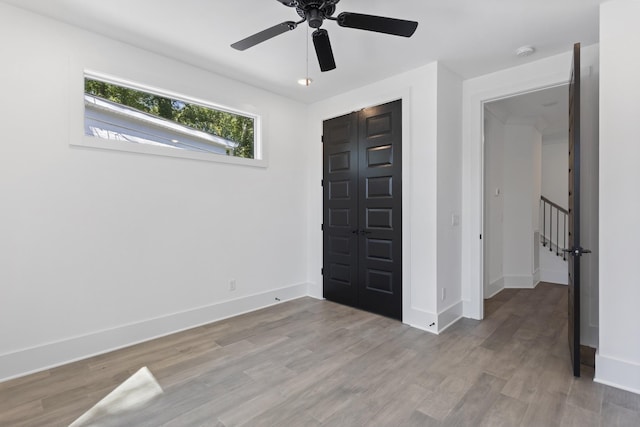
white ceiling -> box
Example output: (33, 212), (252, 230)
(485, 84), (570, 139)
(1, 0), (606, 103)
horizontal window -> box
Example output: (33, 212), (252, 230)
(83, 74), (258, 161)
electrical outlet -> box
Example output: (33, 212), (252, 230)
(441, 288), (446, 301)
(229, 279), (236, 292)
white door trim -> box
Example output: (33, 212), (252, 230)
(462, 51), (572, 320)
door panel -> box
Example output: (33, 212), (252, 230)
(568, 42), (581, 377)
(323, 100), (402, 320)
(323, 112), (359, 307)
(357, 101), (402, 320)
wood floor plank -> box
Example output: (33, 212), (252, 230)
(520, 390), (567, 427)
(415, 375), (474, 421)
(559, 402), (602, 427)
(443, 372), (507, 426)
(478, 394), (528, 427)
(601, 401), (640, 427)
(566, 369), (604, 413)
(480, 313), (526, 352)
(2, 285), (639, 427)
(0, 399), (44, 425)
(603, 384), (640, 413)
(367, 383), (430, 426)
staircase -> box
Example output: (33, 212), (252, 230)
(539, 196), (568, 284)
(540, 196), (568, 259)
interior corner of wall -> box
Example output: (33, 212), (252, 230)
(403, 306), (438, 335)
(437, 300), (464, 333)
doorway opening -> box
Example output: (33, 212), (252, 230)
(482, 85), (569, 302)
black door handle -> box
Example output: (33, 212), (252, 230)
(562, 247), (592, 256)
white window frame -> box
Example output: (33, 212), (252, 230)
(74, 71), (265, 167)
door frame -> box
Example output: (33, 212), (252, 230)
(314, 88), (412, 321)
(463, 57), (572, 320)
(481, 84), (568, 303)
(322, 100), (404, 319)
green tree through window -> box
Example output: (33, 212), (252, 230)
(85, 78), (255, 158)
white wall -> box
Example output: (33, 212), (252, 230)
(0, 4), (309, 381)
(436, 65), (463, 322)
(306, 62), (463, 334)
(596, 0), (640, 394)
(532, 128), (542, 278)
(542, 137), (569, 209)
(501, 124), (541, 288)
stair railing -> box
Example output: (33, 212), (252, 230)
(540, 196), (568, 261)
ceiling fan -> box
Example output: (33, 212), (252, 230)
(231, 0), (419, 72)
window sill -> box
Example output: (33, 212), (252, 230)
(72, 135), (268, 168)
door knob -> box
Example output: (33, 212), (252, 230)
(562, 247), (592, 256)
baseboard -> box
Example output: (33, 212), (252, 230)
(0, 283), (309, 383)
(485, 277), (504, 299)
(533, 268), (540, 287)
(403, 306), (438, 335)
(594, 352), (640, 395)
(437, 301), (463, 334)
(403, 301), (463, 335)
(462, 299), (481, 320)
(540, 268), (568, 285)
(504, 275), (536, 289)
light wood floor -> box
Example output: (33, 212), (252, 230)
(1, 283), (639, 426)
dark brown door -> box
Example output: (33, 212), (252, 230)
(567, 42), (589, 377)
(323, 100), (402, 320)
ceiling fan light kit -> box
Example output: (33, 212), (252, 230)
(231, 0), (419, 72)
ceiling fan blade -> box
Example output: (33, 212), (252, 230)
(313, 29), (336, 72)
(231, 21), (297, 51)
(337, 12), (418, 37)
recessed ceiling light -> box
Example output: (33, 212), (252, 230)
(297, 78), (313, 86)
(515, 45), (535, 58)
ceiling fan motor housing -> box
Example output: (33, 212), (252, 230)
(294, 0), (339, 27)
